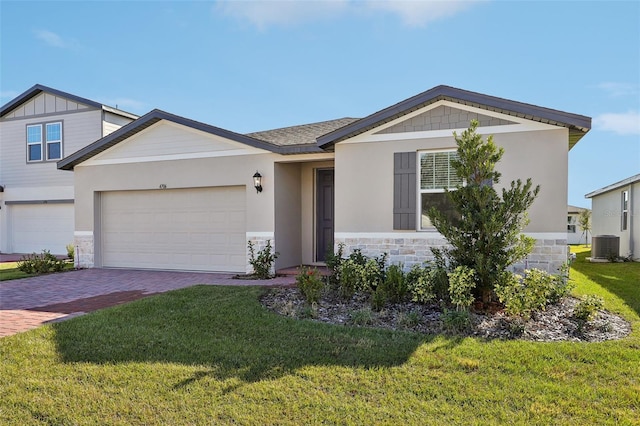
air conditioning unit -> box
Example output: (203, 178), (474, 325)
(592, 235), (620, 259)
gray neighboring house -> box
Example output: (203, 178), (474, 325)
(57, 85), (591, 274)
(0, 84), (137, 255)
(586, 174), (639, 260)
(567, 205), (591, 245)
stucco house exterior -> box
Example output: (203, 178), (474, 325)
(0, 85), (137, 255)
(57, 85), (591, 274)
(567, 205), (591, 245)
(585, 174), (639, 260)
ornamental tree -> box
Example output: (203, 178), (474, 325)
(578, 209), (591, 246)
(428, 120), (540, 301)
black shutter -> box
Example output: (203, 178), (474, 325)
(393, 152), (416, 230)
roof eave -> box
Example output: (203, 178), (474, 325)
(1, 84), (104, 117)
(58, 109), (281, 171)
(585, 173), (640, 198)
(317, 85), (591, 149)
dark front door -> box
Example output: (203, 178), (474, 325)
(316, 169), (334, 262)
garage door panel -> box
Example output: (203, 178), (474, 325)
(10, 204), (74, 255)
(101, 187), (246, 272)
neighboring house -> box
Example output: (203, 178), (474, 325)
(0, 85), (137, 255)
(567, 205), (591, 245)
(57, 85), (591, 274)
(585, 174), (639, 260)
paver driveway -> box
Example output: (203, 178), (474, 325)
(0, 268), (295, 337)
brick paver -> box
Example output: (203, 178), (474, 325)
(0, 268), (295, 338)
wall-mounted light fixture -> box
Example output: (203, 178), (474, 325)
(253, 171), (263, 193)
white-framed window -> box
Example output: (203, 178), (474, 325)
(419, 150), (462, 229)
(26, 121), (62, 162)
(567, 215), (576, 233)
(622, 190), (629, 231)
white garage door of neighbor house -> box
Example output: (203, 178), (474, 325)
(101, 187), (246, 272)
(9, 203), (74, 255)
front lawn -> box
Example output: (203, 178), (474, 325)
(1, 249), (638, 425)
(0, 261), (74, 281)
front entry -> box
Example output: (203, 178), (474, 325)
(316, 169), (334, 262)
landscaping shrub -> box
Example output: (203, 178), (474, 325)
(66, 243), (75, 261)
(248, 240), (279, 279)
(18, 250), (66, 275)
(335, 252), (387, 300)
(447, 265), (476, 311)
(494, 269), (568, 319)
(442, 308), (471, 333)
(574, 295), (604, 322)
(427, 120), (540, 301)
(296, 267), (324, 304)
(325, 243), (345, 287)
(406, 264), (437, 304)
(379, 263), (408, 303)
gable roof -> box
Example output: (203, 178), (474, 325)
(0, 84), (138, 119)
(317, 85), (592, 150)
(58, 109), (288, 170)
(585, 174), (640, 198)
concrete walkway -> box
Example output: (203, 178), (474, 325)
(0, 268), (296, 338)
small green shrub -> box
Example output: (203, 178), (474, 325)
(495, 269), (569, 319)
(574, 295), (604, 322)
(336, 254), (387, 299)
(248, 240), (279, 279)
(442, 308), (471, 333)
(17, 250), (66, 275)
(406, 264), (436, 304)
(337, 259), (362, 299)
(350, 307), (374, 326)
(398, 310), (421, 328)
(380, 263), (408, 303)
(448, 265), (476, 311)
(66, 243), (75, 260)
(325, 243), (345, 287)
(296, 267), (324, 304)
(370, 287), (387, 311)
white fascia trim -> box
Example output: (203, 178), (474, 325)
(82, 148), (266, 167)
(246, 232), (275, 238)
(74, 231), (94, 237)
(340, 100), (560, 145)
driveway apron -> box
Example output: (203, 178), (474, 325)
(0, 268), (295, 338)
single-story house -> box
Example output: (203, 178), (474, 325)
(585, 174), (639, 260)
(567, 205), (591, 245)
(58, 85), (591, 274)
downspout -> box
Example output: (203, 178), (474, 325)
(629, 183), (634, 259)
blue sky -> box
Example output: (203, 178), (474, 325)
(1, 0), (638, 208)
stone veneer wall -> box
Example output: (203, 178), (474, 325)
(334, 235), (568, 275)
(246, 233), (276, 275)
(74, 233), (94, 269)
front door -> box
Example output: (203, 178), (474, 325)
(316, 169), (334, 262)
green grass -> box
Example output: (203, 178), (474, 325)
(0, 261), (74, 281)
(1, 250), (639, 425)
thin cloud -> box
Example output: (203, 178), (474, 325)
(593, 111), (640, 135)
(34, 29), (80, 49)
(365, 0), (482, 27)
(214, 0), (349, 29)
(593, 82), (639, 98)
(214, 0), (482, 29)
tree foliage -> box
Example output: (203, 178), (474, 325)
(428, 120), (540, 300)
(578, 209), (591, 246)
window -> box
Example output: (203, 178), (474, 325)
(26, 122), (62, 162)
(567, 215), (576, 233)
(622, 190), (629, 231)
(419, 150), (462, 229)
